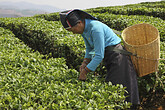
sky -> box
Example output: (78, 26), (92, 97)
(0, 0), (163, 9)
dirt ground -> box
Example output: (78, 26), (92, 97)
(139, 92), (165, 110)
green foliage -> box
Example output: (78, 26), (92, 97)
(85, 1), (165, 20)
(33, 12), (60, 21)
(0, 27), (131, 109)
(0, 17), (84, 69)
(90, 13), (165, 42)
(0, 1), (165, 109)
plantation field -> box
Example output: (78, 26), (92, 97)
(0, 1), (165, 109)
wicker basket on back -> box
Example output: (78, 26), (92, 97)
(122, 23), (160, 77)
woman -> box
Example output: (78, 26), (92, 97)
(59, 9), (140, 108)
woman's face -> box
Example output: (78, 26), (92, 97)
(67, 21), (84, 34)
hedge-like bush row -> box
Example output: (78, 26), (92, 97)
(125, 1), (165, 9)
(33, 12), (60, 21)
(0, 27), (131, 109)
(91, 13), (165, 42)
(33, 1), (165, 22)
(0, 1), (164, 106)
(31, 7), (165, 42)
(85, 1), (165, 20)
(0, 17), (85, 69)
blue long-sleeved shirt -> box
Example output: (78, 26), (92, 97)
(81, 19), (121, 71)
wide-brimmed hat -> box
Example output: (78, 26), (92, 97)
(59, 9), (97, 29)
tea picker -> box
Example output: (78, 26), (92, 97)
(59, 9), (164, 109)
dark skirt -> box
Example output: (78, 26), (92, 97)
(103, 44), (140, 105)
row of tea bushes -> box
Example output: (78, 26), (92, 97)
(33, 1), (165, 22)
(91, 13), (165, 42)
(33, 12), (60, 21)
(0, 17), (85, 69)
(85, 1), (165, 20)
(0, 27), (131, 109)
(32, 7), (165, 42)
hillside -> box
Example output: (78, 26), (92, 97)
(0, 1), (165, 110)
(0, 8), (47, 17)
(0, 1), (63, 17)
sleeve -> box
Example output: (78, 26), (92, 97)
(87, 31), (105, 71)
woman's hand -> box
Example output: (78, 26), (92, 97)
(79, 58), (91, 72)
(79, 63), (87, 72)
(79, 67), (91, 81)
(79, 68), (88, 81)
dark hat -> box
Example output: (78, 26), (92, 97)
(59, 9), (97, 29)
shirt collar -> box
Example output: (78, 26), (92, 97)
(82, 19), (91, 35)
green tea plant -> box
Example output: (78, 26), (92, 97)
(0, 27), (131, 109)
(0, 17), (84, 69)
(91, 13), (165, 42)
(85, 1), (165, 20)
(0, 1), (165, 109)
(33, 12), (60, 21)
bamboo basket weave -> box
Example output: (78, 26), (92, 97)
(121, 23), (160, 77)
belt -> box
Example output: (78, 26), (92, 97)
(105, 44), (136, 56)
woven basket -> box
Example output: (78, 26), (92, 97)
(121, 23), (160, 77)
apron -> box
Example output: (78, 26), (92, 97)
(103, 44), (140, 105)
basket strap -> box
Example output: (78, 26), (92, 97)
(106, 46), (136, 56)
(111, 30), (137, 56)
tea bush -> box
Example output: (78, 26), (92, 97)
(0, 27), (131, 109)
(85, 1), (165, 20)
(0, 17), (85, 69)
(91, 13), (165, 42)
(33, 12), (60, 21)
(0, 1), (165, 109)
